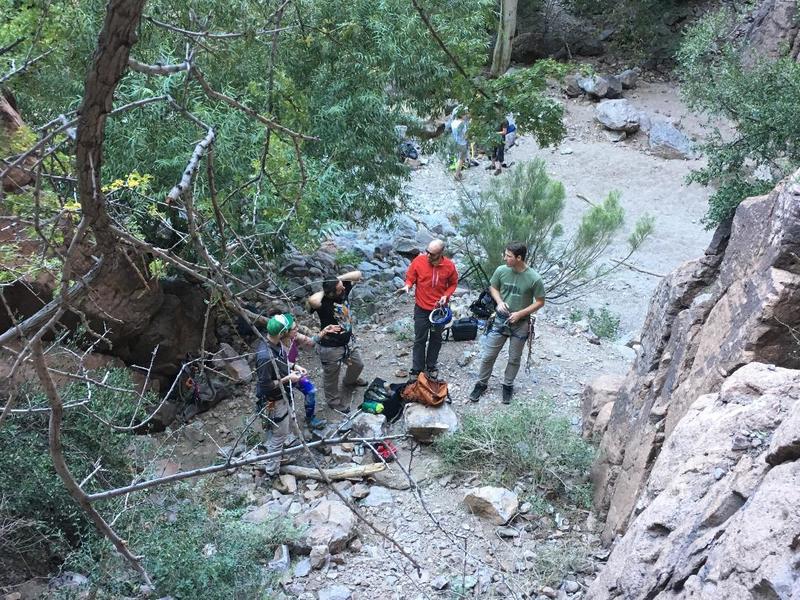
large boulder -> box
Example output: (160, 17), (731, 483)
(648, 120), (694, 159)
(595, 100), (641, 132)
(591, 169), (800, 544)
(581, 374), (624, 440)
(578, 75), (609, 99)
(404, 403), (459, 442)
(737, 0), (800, 66)
(292, 500), (356, 554)
(463, 486), (519, 525)
(588, 363), (800, 599)
(351, 413), (386, 439)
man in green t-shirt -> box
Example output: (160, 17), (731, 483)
(470, 242), (545, 404)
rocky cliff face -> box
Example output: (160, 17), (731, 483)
(585, 171), (800, 598)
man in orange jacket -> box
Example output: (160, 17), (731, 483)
(400, 239), (459, 379)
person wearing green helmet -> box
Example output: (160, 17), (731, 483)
(255, 313), (305, 478)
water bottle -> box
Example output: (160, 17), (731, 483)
(360, 401), (384, 414)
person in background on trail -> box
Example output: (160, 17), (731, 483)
(307, 270), (367, 412)
(255, 313), (305, 479)
(505, 112), (517, 149)
(487, 117), (509, 176)
(265, 308), (336, 430)
(450, 109), (470, 182)
(469, 242), (545, 405)
(399, 239), (458, 380)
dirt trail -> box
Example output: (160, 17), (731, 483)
(161, 79), (721, 599)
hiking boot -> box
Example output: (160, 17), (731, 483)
(494, 168), (502, 176)
(306, 416), (327, 430)
(469, 382), (487, 402)
(353, 377), (369, 387)
(501, 384), (513, 404)
(426, 368), (439, 380)
(408, 370), (420, 383)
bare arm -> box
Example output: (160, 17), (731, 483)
(307, 290), (324, 311)
(338, 270), (362, 282)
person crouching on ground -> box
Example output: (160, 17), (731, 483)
(470, 242), (545, 404)
(399, 239), (458, 380)
(307, 270), (367, 412)
(255, 313), (305, 479)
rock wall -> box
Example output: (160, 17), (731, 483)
(588, 363), (800, 599)
(738, 0), (800, 66)
(591, 172), (800, 544)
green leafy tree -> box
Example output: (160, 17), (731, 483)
(459, 158), (653, 300)
(677, 7), (800, 227)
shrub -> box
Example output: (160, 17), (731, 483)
(435, 396), (595, 505)
(0, 369), (158, 582)
(57, 489), (298, 599)
(587, 307), (620, 340)
(459, 159), (653, 302)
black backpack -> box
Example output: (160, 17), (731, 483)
(444, 317), (479, 341)
(363, 377), (406, 423)
(469, 289), (496, 319)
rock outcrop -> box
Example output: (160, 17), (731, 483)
(588, 364), (800, 599)
(591, 171), (800, 543)
(587, 170), (800, 597)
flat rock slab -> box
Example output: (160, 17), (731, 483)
(404, 402), (459, 443)
(360, 485), (393, 507)
(293, 500), (356, 554)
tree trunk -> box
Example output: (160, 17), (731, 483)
(0, 91), (36, 193)
(490, 0), (518, 78)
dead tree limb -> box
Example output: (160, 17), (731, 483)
(280, 463), (385, 481)
(127, 57), (191, 75)
(164, 126), (215, 204)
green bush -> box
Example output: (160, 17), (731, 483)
(587, 307), (620, 340)
(678, 8), (800, 227)
(435, 396), (595, 506)
(58, 490), (298, 599)
(459, 159), (653, 301)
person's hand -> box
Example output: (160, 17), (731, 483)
(496, 301), (510, 314)
(507, 311), (523, 324)
(396, 284), (411, 295)
(321, 324), (340, 336)
(293, 366), (307, 376)
(286, 372), (303, 384)
(436, 295), (448, 307)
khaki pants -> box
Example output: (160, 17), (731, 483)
(316, 345), (364, 408)
(261, 397), (291, 476)
(476, 319), (529, 387)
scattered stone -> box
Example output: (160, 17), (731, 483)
(496, 526), (520, 538)
(617, 68), (639, 89)
(279, 474), (297, 494)
(577, 75), (609, 98)
(48, 572), (89, 591)
(293, 500), (356, 553)
(317, 584), (352, 600)
(648, 120), (694, 159)
(371, 466), (412, 490)
(361, 485), (393, 507)
(350, 483), (370, 499)
(349, 537), (363, 552)
(293, 557), (312, 577)
(268, 544), (290, 572)
(463, 486), (519, 525)
(404, 402), (459, 442)
(350, 413), (386, 439)
(309, 544), (330, 569)
(563, 580), (580, 593)
(431, 576), (450, 590)
(541, 586), (558, 598)
(559, 147), (574, 155)
(604, 75), (623, 99)
(595, 99), (641, 133)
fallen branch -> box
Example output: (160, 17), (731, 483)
(280, 462), (385, 481)
(87, 434), (408, 502)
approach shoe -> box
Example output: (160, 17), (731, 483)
(307, 416), (327, 430)
(501, 384), (513, 404)
(469, 382), (487, 402)
(354, 377), (369, 387)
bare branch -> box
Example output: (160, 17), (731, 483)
(127, 57), (190, 75)
(0, 50), (52, 84)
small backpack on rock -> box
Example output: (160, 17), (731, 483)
(401, 372), (449, 407)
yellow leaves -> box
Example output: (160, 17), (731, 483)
(101, 171), (154, 193)
(63, 200), (82, 212)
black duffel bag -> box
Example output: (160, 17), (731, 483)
(445, 317), (479, 341)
